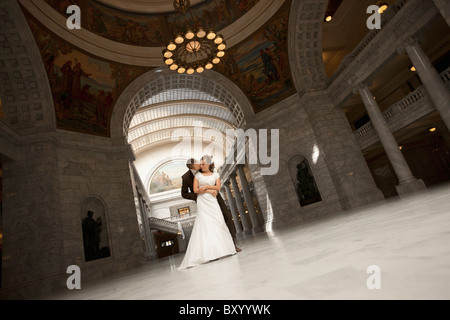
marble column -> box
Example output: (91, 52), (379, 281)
(230, 172), (252, 231)
(236, 165), (261, 230)
(357, 83), (427, 196)
(223, 181), (243, 234)
(403, 38), (450, 130)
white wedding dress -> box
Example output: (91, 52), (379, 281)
(178, 172), (236, 270)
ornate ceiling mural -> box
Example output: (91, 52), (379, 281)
(44, 0), (260, 47)
(24, 10), (150, 137)
(215, 0), (295, 113)
(20, 0), (295, 137)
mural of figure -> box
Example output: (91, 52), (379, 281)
(88, 7), (108, 35)
(260, 48), (278, 82)
(44, 54), (57, 84)
(59, 60), (73, 96)
(265, 47), (283, 80)
(113, 15), (128, 42)
(71, 62), (91, 99)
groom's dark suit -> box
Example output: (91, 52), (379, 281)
(181, 170), (236, 240)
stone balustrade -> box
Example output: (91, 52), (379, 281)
(354, 67), (450, 149)
(327, 0), (410, 86)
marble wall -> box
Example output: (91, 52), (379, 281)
(243, 93), (384, 230)
(0, 130), (144, 298)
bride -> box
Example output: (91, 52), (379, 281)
(178, 155), (237, 270)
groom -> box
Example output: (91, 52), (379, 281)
(181, 158), (241, 252)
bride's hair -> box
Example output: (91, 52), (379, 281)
(201, 155), (215, 172)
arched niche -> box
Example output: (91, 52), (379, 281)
(80, 196), (112, 262)
(287, 154), (322, 207)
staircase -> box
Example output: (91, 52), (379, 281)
(148, 216), (196, 239)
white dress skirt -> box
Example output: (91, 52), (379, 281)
(178, 172), (236, 270)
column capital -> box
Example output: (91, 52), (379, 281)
(236, 164), (246, 174)
(396, 35), (425, 54)
(351, 81), (373, 95)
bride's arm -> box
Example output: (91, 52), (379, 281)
(204, 176), (221, 191)
(193, 177), (200, 193)
(194, 177), (209, 194)
(194, 177), (217, 196)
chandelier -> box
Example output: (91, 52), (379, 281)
(163, 29), (226, 74)
(163, 1), (226, 74)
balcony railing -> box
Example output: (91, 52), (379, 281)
(327, 0), (409, 86)
(354, 67), (450, 149)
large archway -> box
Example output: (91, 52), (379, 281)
(113, 67), (269, 254)
(111, 68), (256, 142)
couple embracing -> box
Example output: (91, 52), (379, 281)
(178, 155), (241, 270)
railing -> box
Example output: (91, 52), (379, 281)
(354, 67), (450, 147)
(148, 215), (196, 239)
(129, 160), (158, 259)
(327, 0), (410, 85)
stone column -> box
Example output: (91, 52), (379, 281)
(230, 172), (252, 231)
(223, 181), (243, 234)
(403, 38), (450, 130)
(236, 165), (262, 231)
(357, 83), (427, 196)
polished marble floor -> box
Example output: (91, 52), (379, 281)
(38, 184), (450, 300)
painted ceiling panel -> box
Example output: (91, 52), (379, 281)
(44, 0), (261, 47)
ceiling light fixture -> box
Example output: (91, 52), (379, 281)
(163, 29), (226, 74)
(377, 1), (388, 13)
(164, 1), (226, 74)
(325, 15), (333, 22)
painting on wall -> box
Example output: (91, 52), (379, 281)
(24, 12), (149, 137)
(215, 0), (296, 113)
(44, 0), (260, 47)
(149, 161), (187, 194)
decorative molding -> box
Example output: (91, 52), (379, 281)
(20, 0), (284, 67)
(0, 0), (55, 134)
(288, 0), (328, 97)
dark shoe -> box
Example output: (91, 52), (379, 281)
(235, 246), (242, 252)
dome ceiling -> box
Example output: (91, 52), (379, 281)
(95, 0), (206, 14)
(17, 0), (303, 139)
(41, 0), (265, 47)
